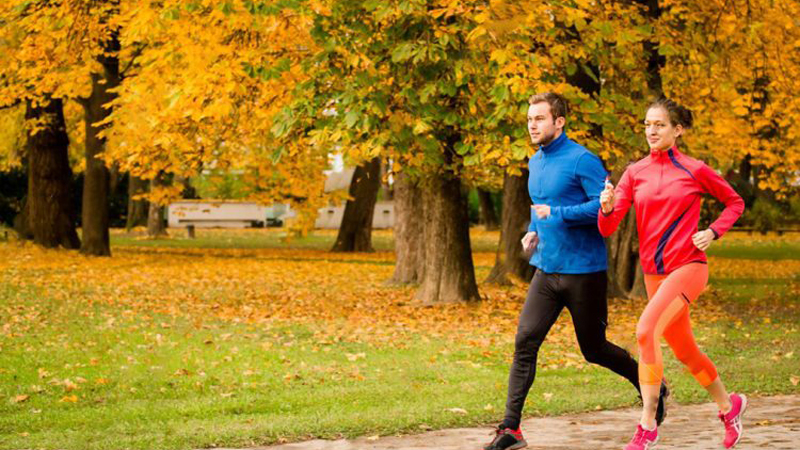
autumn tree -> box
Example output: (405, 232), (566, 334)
(101, 1), (330, 238)
(272, 1), (547, 302)
(0, 1), (92, 249)
(0, 0), (141, 254)
(77, 0), (121, 256)
(658, 0), (800, 202)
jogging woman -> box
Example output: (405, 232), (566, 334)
(598, 97), (746, 450)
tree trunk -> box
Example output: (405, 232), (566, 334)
(415, 171), (480, 303)
(147, 174), (168, 238)
(486, 167), (535, 285)
(126, 174), (149, 230)
(390, 171), (425, 284)
(477, 188), (500, 231)
(24, 98), (81, 249)
(606, 206), (639, 298)
(331, 157), (382, 252)
(79, 25), (120, 256)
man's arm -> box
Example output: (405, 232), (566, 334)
(550, 153), (606, 225)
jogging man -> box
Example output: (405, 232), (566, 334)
(483, 93), (667, 450)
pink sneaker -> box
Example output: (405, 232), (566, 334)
(623, 424), (658, 450)
(719, 393), (748, 448)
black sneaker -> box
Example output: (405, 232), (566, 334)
(656, 380), (670, 426)
(483, 425), (527, 450)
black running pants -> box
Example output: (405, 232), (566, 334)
(503, 270), (640, 428)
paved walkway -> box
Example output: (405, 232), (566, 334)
(240, 395), (799, 450)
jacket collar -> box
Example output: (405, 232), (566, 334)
(540, 131), (568, 154)
(650, 144), (679, 160)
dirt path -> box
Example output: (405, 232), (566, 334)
(237, 395), (799, 450)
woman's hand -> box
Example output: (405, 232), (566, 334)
(692, 229), (716, 251)
(600, 179), (615, 214)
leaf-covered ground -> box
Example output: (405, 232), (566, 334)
(0, 229), (798, 449)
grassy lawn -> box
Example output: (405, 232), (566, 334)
(0, 228), (797, 449)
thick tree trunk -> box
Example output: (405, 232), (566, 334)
(486, 168), (535, 285)
(415, 171), (480, 303)
(80, 26), (120, 256)
(390, 172), (425, 284)
(331, 157), (382, 252)
(477, 188), (499, 231)
(126, 174), (149, 230)
(24, 98), (81, 249)
(147, 175), (168, 238)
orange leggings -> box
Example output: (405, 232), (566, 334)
(637, 262), (718, 387)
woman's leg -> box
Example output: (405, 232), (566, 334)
(658, 264), (732, 412)
(635, 264), (709, 428)
(656, 264), (746, 448)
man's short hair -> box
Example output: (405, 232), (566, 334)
(528, 92), (568, 121)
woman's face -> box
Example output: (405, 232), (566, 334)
(644, 107), (683, 151)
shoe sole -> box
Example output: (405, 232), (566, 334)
(728, 394), (748, 448)
(628, 435), (659, 450)
(624, 433), (658, 450)
(482, 437), (527, 450)
(482, 440), (527, 450)
(509, 439), (527, 450)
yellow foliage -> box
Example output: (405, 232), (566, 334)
(0, 106), (25, 171)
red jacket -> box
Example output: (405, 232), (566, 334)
(598, 146), (744, 275)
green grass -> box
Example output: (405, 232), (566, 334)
(1, 280), (796, 450)
(706, 237), (800, 259)
(0, 230), (798, 449)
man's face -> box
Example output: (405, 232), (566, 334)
(527, 102), (563, 146)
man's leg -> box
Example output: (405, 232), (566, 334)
(503, 270), (563, 430)
(563, 271), (640, 389)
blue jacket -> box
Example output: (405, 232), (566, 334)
(528, 132), (608, 274)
